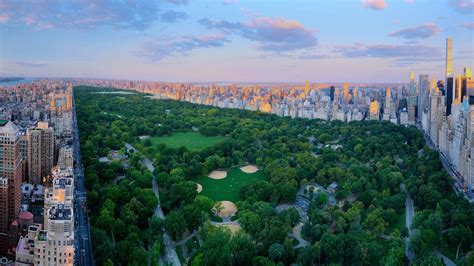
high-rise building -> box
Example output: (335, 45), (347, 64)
(343, 82), (350, 104)
(27, 122), (55, 184)
(418, 74), (430, 127)
(369, 100), (380, 120)
(0, 120), (22, 257)
(57, 146), (74, 170)
(383, 87), (392, 121)
(16, 205), (74, 265)
(408, 72), (417, 125)
(446, 37), (455, 116)
(462, 67), (474, 105)
(329, 86), (335, 102)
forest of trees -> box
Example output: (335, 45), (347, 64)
(75, 86), (474, 266)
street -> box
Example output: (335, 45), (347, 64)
(72, 93), (95, 266)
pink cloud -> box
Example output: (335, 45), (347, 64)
(462, 23), (474, 29)
(198, 16), (318, 52)
(362, 0), (388, 10)
(0, 14), (9, 24)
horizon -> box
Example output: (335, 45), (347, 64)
(1, 0), (473, 83)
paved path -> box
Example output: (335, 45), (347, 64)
(402, 184), (415, 264)
(174, 231), (197, 246)
(402, 184), (456, 265)
(126, 143), (180, 266)
(435, 251), (456, 266)
(289, 222), (310, 249)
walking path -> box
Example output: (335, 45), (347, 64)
(125, 143), (180, 266)
(402, 184), (456, 266)
(289, 222), (310, 249)
(402, 183), (415, 264)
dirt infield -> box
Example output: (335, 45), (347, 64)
(208, 170), (227, 179)
(239, 165), (259, 174)
(196, 183), (203, 193)
(215, 201), (238, 218)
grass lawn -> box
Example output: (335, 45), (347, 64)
(147, 132), (226, 151)
(195, 168), (266, 202)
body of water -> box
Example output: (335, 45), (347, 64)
(0, 78), (40, 87)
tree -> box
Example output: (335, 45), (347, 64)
(230, 232), (256, 265)
(91, 228), (115, 266)
(201, 228), (231, 266)
(268, 243), (285, 262)
(151, 240), (161, 266)
(165, 210), (187, 240)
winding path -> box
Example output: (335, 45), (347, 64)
(125, 143), (180, 266)
(402, 184), (456, 266)
(290, 222), (310, 249)
(402, 183), (415, 264)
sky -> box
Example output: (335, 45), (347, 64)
(0, 0), (473, 83)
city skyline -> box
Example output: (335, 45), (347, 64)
(1, 0), (473, 83)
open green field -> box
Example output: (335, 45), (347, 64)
(147, 132), (226, 151)
(196, 168), (266, 202)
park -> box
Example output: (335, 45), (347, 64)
(195, 165), (264, 202)
(144, 132), (226, 151)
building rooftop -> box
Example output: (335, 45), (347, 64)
(0, 120), (19, 136)
(18, 211), (33, 220)
(53, 177), (73, 188)
(48, 204), (72, 220)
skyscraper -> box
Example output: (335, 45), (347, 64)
(343, 82), (350, 104)
(408, 71), (416, 125)
(329, 85), (335, 102)
(369, 100), (380, 120)
(0, 120), (22, 256)
(446, 37), (454, 116)
(418, 74), (430, 127)
(383, 87), (392, 121)
(27, 122), (55, 184)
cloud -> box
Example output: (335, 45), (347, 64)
(390, 23), (441, 39)
(297, 54), (330, 60)
(160, 10), (188, 23)
(223, 0), (239, 4)
(362, 0), (388, 10)
(139, 34), (230, 62)
(165, 0), (189, 5)
(0, 14), (9, 23)
(13, 62), (48, 67)
(0, 0), (187, 30)
(198, 16), (318, 52)
(449, 0), (474, 13)
(335, 43), (442, 65)
(462, 22), (474, 29)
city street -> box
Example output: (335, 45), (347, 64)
(72, 94), (94, 266)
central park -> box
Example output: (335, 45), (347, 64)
(75, 87), (474, 266)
